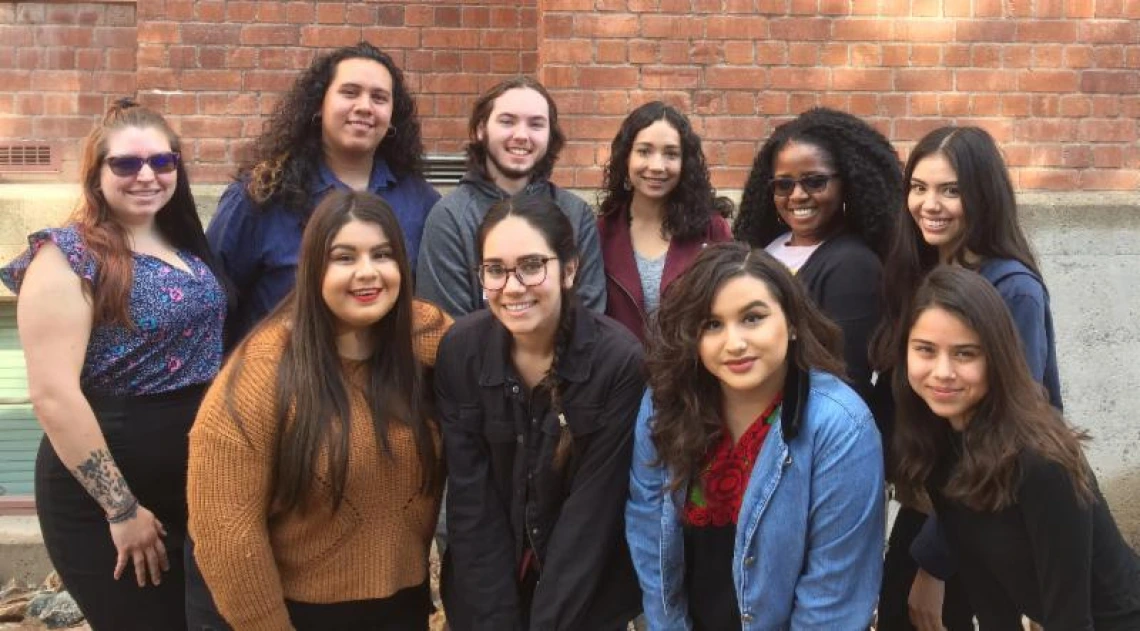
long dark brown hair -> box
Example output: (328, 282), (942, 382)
(597, 101), (731, 240)
(76, 98), (231, 326)
(646, 243), (845, 490)
(227, 190), (439, 514)
(892, 266), (1091, 511)
(476, 192), (579, 470)
(242, 42), (426, 214)
(465, 76), (566, 184)
(872, 126), (1040, 370)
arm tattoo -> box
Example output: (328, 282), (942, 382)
(72, 448), (136, 518)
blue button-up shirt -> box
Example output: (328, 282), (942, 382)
(206, 158), (440, 345)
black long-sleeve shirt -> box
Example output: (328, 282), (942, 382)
(928, 438), (1140, 630)
(436, 304), (645, 630)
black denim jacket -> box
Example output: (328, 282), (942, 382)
(436, 304), (645, 630)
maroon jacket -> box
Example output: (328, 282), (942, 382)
(598, 205), (732, 344)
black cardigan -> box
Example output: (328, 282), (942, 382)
(929, 439), (1140, 629)
(796, 232), (882, 403)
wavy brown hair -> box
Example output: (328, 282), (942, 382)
(226, 190), (441, 514)
(646, 243), (845, 490)
(465, 76), (566, 184)
(241, 42), (425, 214)
(892, 266), (1091, 512)
(75, 98), (230, 327)
(597, 101), (732, 240)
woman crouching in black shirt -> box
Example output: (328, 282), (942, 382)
(892, 266), (1140, 630)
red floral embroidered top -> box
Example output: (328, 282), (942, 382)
(684, 394), (783, 527)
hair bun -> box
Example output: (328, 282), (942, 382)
(112, 96), (139, 110)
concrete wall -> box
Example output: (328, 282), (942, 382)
(1, 185), (1138, 545)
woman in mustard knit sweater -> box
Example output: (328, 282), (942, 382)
(185, 190), (452, 630)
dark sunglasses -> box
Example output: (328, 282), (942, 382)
(769, 173), (835, 197)
(105, 152), (180, 177)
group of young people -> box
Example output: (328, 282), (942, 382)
(4, 41), (1138, 631)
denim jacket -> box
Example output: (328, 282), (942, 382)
(626, 367), (884, 630)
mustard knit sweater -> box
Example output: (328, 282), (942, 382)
(187, 300), (451, 630)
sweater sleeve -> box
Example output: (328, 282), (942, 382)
(1019, 454), (1095, 630)
(187, 337), (293, 631)
(814, 245), (881, 400)
(415, 197), (480, 319)
(564, 193), (608, 314)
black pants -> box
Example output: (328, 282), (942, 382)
(35, 384), (207, 631)
(879, 505), (975, 631)
(185, 537), (431, 631)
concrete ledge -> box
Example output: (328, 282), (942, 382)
(0, 516), (51, 585)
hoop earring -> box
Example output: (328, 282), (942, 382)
(623, 179), (632, 192)
(385, 126), (398, 139)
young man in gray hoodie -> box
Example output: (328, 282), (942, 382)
(415, 76), (606, 317)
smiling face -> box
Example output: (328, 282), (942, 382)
(628, 118), (682, 204)
(698, 274), (790, 405)
(99, 125), (177, 227)
(906, 306), (989, 432)
(477, 87), (552, 191)
(480, 215), (575, 344)
(772, 140), (844, 246)
(908, 153), (966, 262)
(320, 58), (394, 161)
(321, 218), (401, 337)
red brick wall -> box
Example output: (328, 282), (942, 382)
(0, 1), (137, 177)
(1, 1), (1138, 191)
(132, 0), (538, 182)
(541, 1), (1140, 190)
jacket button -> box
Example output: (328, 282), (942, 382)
(743, 556), (755, 566)
(531, 527), (539, 536)
(511, 385), (520, 394)
(741, 612), (753, 623)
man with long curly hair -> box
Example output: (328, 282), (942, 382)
(415, 77), (606, 317)
(207, 42), (439, 346)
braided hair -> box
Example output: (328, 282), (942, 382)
(733, 107), (901, 259)
(476, 192), (580, 470)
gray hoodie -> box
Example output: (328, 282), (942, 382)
(415, 171), (607, 317)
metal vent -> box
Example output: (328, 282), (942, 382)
(0, 143), (58, 173)
(423, 152), (466, 186)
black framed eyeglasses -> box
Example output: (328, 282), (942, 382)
(478, 256), (557, 291)
(769, 173), (835, 197)
(105, 152), (180, 177)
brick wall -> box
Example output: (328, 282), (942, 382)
(133, 0), (537, 183)
(0, 1), (137, 177)
(541, 1), (1140, 190)
(1, 1), (1138, 191)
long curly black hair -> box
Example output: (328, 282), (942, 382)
(732, 107), (901, 258)
(597, 101), (731, 241)
(239, 42), (425, 214)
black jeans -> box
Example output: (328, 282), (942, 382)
(879, 505), (975, 631)
(36, 384), (207, 631)
(185, 537), (431, 631)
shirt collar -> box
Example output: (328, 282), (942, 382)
(314, 157), (397, 196)
(478, 302), (597, 387)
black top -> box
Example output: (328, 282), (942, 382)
(436, 303), (645, 631)
(684, 524), (740, 631)
(928, 436), (1140, 630)
(796, 232), (882, 405)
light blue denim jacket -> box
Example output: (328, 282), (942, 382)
(625, 368), (884, 630)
